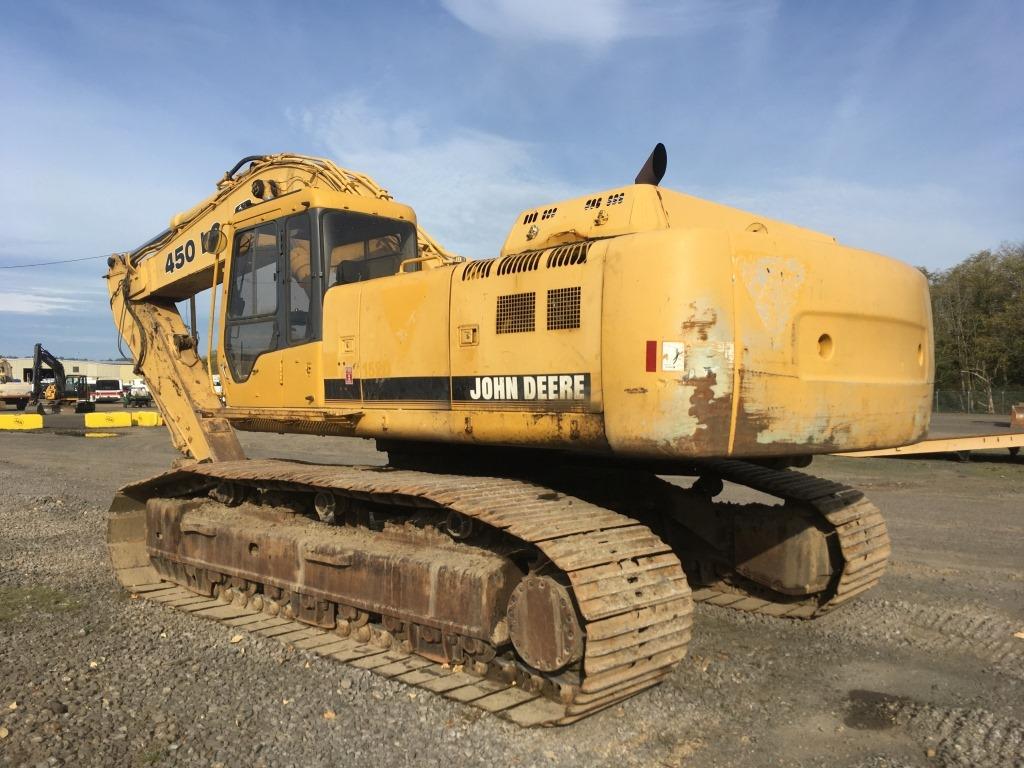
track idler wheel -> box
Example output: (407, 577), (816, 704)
(506, 576), (582, 673)
(211, 482), (246, 507)
(444, 511), (475, 540)
(314, 491), (336, 523)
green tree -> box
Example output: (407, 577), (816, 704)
(924, 242), (1024, 411)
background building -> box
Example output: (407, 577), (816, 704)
(3, 357), (135, 383)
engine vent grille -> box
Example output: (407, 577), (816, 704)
(462, 259), (496, 281)
(464, 242), (589, 282)
(546, 242), (590, 269)
(547, 287), (581, 331)
(541, 207), (558, 220)
(607, 192), (625, 206)
(496, 251), (542, 276)
(496, 292), (535, 334)
(522, 211), (538, 224)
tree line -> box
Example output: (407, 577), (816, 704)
(921, 241), (1024, 412)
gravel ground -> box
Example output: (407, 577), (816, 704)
(0, 426), (1021, 767)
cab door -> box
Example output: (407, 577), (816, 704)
(278, 213), (324, 407)
(221, 221), (283, 407)
(220, 213), (325, 409)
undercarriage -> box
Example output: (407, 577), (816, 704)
(107, 451), (889, 725)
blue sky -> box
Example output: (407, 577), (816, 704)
(1, 0), (1020, 359)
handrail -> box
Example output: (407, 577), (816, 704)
(206, 256), (221, 396)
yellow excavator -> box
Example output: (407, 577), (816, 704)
(104, 146), (932, 725)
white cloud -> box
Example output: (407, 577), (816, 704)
(292, 95), (992, 268)
(292, 97), (577, 258)
(441, 0), (776, 45)
(0, 289), (91, 315)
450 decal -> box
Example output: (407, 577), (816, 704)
(164, 240), (197, 273)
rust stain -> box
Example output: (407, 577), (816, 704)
(681, 302), (717, 342)
(730, 371), (852, 457)
(723, 369), (771, 457)
(681, 371), (732, 456)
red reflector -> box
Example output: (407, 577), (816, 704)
(645, 340), (657, 372)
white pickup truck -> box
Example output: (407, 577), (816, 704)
(0, 359), (31, 410)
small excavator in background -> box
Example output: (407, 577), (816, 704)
(25, 343), (94, 414)
(103, 146), (932, 724)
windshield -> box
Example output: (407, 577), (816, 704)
(96, 379), (120, 390)
(322, 211), (418, 289)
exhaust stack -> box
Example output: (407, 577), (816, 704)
(634, 143), (667, 186)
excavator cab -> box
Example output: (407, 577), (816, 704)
(218, 197), (424, 407)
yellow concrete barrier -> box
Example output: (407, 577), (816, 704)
(84, 411), (133, 428)
(0, 413), (44, 430)
(130, 411), (164, 427)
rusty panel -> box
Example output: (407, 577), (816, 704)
(601, 229), (736, 458)
(146, 498), (519, 640)
(600, 225), (932, 460)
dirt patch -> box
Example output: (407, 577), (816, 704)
(844, 689), (910, 730)
(0, 585), (81, 621)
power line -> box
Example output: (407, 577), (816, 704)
(0, 254), (109, 269)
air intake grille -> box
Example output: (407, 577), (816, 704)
(462, 259), (496, 281)
(546, 242), (590, 268)
(496, 251), (542, 276)
(496, 292), (535, 334)
(547, 287), (581, 330)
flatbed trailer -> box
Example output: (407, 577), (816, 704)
(837, 431), (1023, 459)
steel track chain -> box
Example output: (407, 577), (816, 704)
(109, 460), (694, 725)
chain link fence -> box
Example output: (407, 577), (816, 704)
(933, 388), (1024, 414)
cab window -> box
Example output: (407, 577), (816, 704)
(228, 224), (278, 319)
(225, 222), (279, 381)
(322, 211), (417, 290)
(285, 214), (315, 343)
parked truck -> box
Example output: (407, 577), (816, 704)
(0, 357), (31, 410)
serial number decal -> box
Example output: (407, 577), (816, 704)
(453, 373), (590, 402)
(164, 239), (197, 273)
